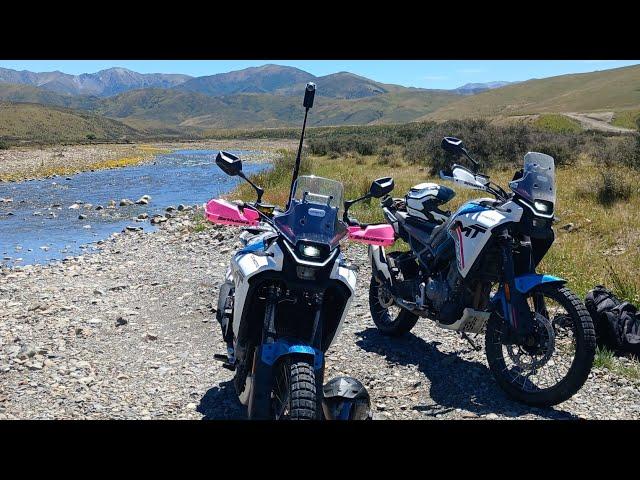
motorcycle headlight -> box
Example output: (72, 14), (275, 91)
(299, 243), (322, 258)
(533, 200), (553, 214)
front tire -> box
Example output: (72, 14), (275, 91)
(485, 284), (596, 407)
(271, 355), (318, 420)
(369, 277), (419, 336)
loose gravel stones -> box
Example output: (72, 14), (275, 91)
(0, 211), (638, 419)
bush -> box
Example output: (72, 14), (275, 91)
(0, 140), (9, 150)
(86, 134), (97, 141)
(597, 171), (633, 206)
(303, 119), (632, 172)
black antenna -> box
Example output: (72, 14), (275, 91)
(287, 82), (316, 210)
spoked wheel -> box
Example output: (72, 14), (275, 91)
(271, 355), (318, 420)
(369, 276), (419, 336)
(485, 284), (596, 407)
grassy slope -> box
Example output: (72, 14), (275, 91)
(426, 64), (640, 120)
(0, 102), (142, 143)
(612, 109), (640, 130)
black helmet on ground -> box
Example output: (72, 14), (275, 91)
(321, 376), (372, 420)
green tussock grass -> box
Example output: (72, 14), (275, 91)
(594, 347), (640, 383)
(533, 114), (583, 134)
(611, 110), (640, 130)
(189, 211), (210, 233)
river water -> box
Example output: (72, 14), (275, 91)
(0, 150), (270, 267)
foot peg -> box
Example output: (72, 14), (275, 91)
(214, 353), (236, 371)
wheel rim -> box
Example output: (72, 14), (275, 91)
(272, 359), (291, 419)
(493, 291), (579, 393)
(371, 281), (402, 326)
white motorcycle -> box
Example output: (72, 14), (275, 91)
(367, 136), (596, 407)
(205, 83), (395, 419)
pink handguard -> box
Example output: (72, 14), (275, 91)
(205, 198), (260, 227)
(347, 224), (396, 246)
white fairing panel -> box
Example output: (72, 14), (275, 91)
(229, 242), (355, 345)
(327, 253), (356, 347)
(449, 200), (523, 277)
(231, 242), (284, 337)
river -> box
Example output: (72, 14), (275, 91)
(0, 149), (269, 267)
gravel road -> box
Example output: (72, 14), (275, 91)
(1, 210), (638, 419)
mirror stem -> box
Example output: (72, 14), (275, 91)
(287, 107), (310, 210)
(343, 193), (371, 222)
(239, 171), (264, 204)
(462, 149), (479, 173)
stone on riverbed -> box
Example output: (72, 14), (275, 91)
(135, 195), (151, 205)
(120, 199), (134, 207)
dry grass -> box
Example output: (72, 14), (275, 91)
(231, 151), (640, 302)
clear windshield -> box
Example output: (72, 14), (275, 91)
(274, 175), (347, 248)
(509, 152), (556, 204)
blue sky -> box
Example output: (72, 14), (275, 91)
(1, 60), (638, 90)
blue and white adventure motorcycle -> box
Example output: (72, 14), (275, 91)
(207, 83), (394, 419)
(368, 136), (596, 406)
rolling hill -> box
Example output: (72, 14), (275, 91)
(92, 88), (460, 130)
(0, 102), (143, 143)
(425, 64), (640, 120)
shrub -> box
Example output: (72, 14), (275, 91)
(0, 140), (9, 150)
(86, 134), (97, 141)
(597, 171), (633, 206)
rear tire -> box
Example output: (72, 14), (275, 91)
(485, 284), (596, 407)
(369, 277), (419, 336)
(271, 356), (318, 420)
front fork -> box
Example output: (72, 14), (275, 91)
(498, 232), (533, 340)
(248, 286), (325, 419)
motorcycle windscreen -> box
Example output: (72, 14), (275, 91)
(509, 152), (556, 204)
(274, 176), (347, 248)
(205, 198), (260, 226)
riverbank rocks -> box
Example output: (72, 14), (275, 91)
(150, 215), (168, 225)
(137, 213), (149, 220)
(107, 200), (116, 209)
(119, 199), (134, 207)
(78, 214), (87, 220)
(136, 195), (151, 205)
(68, 204), (80, 210)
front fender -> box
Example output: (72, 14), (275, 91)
(513, 273), (566, 294)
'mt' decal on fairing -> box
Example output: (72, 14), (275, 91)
(460, 224), (487, 238)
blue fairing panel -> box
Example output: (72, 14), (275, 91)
(260, 340), (324, 370)
(238, 239), (265, 255)
(514, 273), (565, 293)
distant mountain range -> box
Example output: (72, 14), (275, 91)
(452, 81), (516, 95)
(0, 63), (638, 141)
(0, 67), (191, 97)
